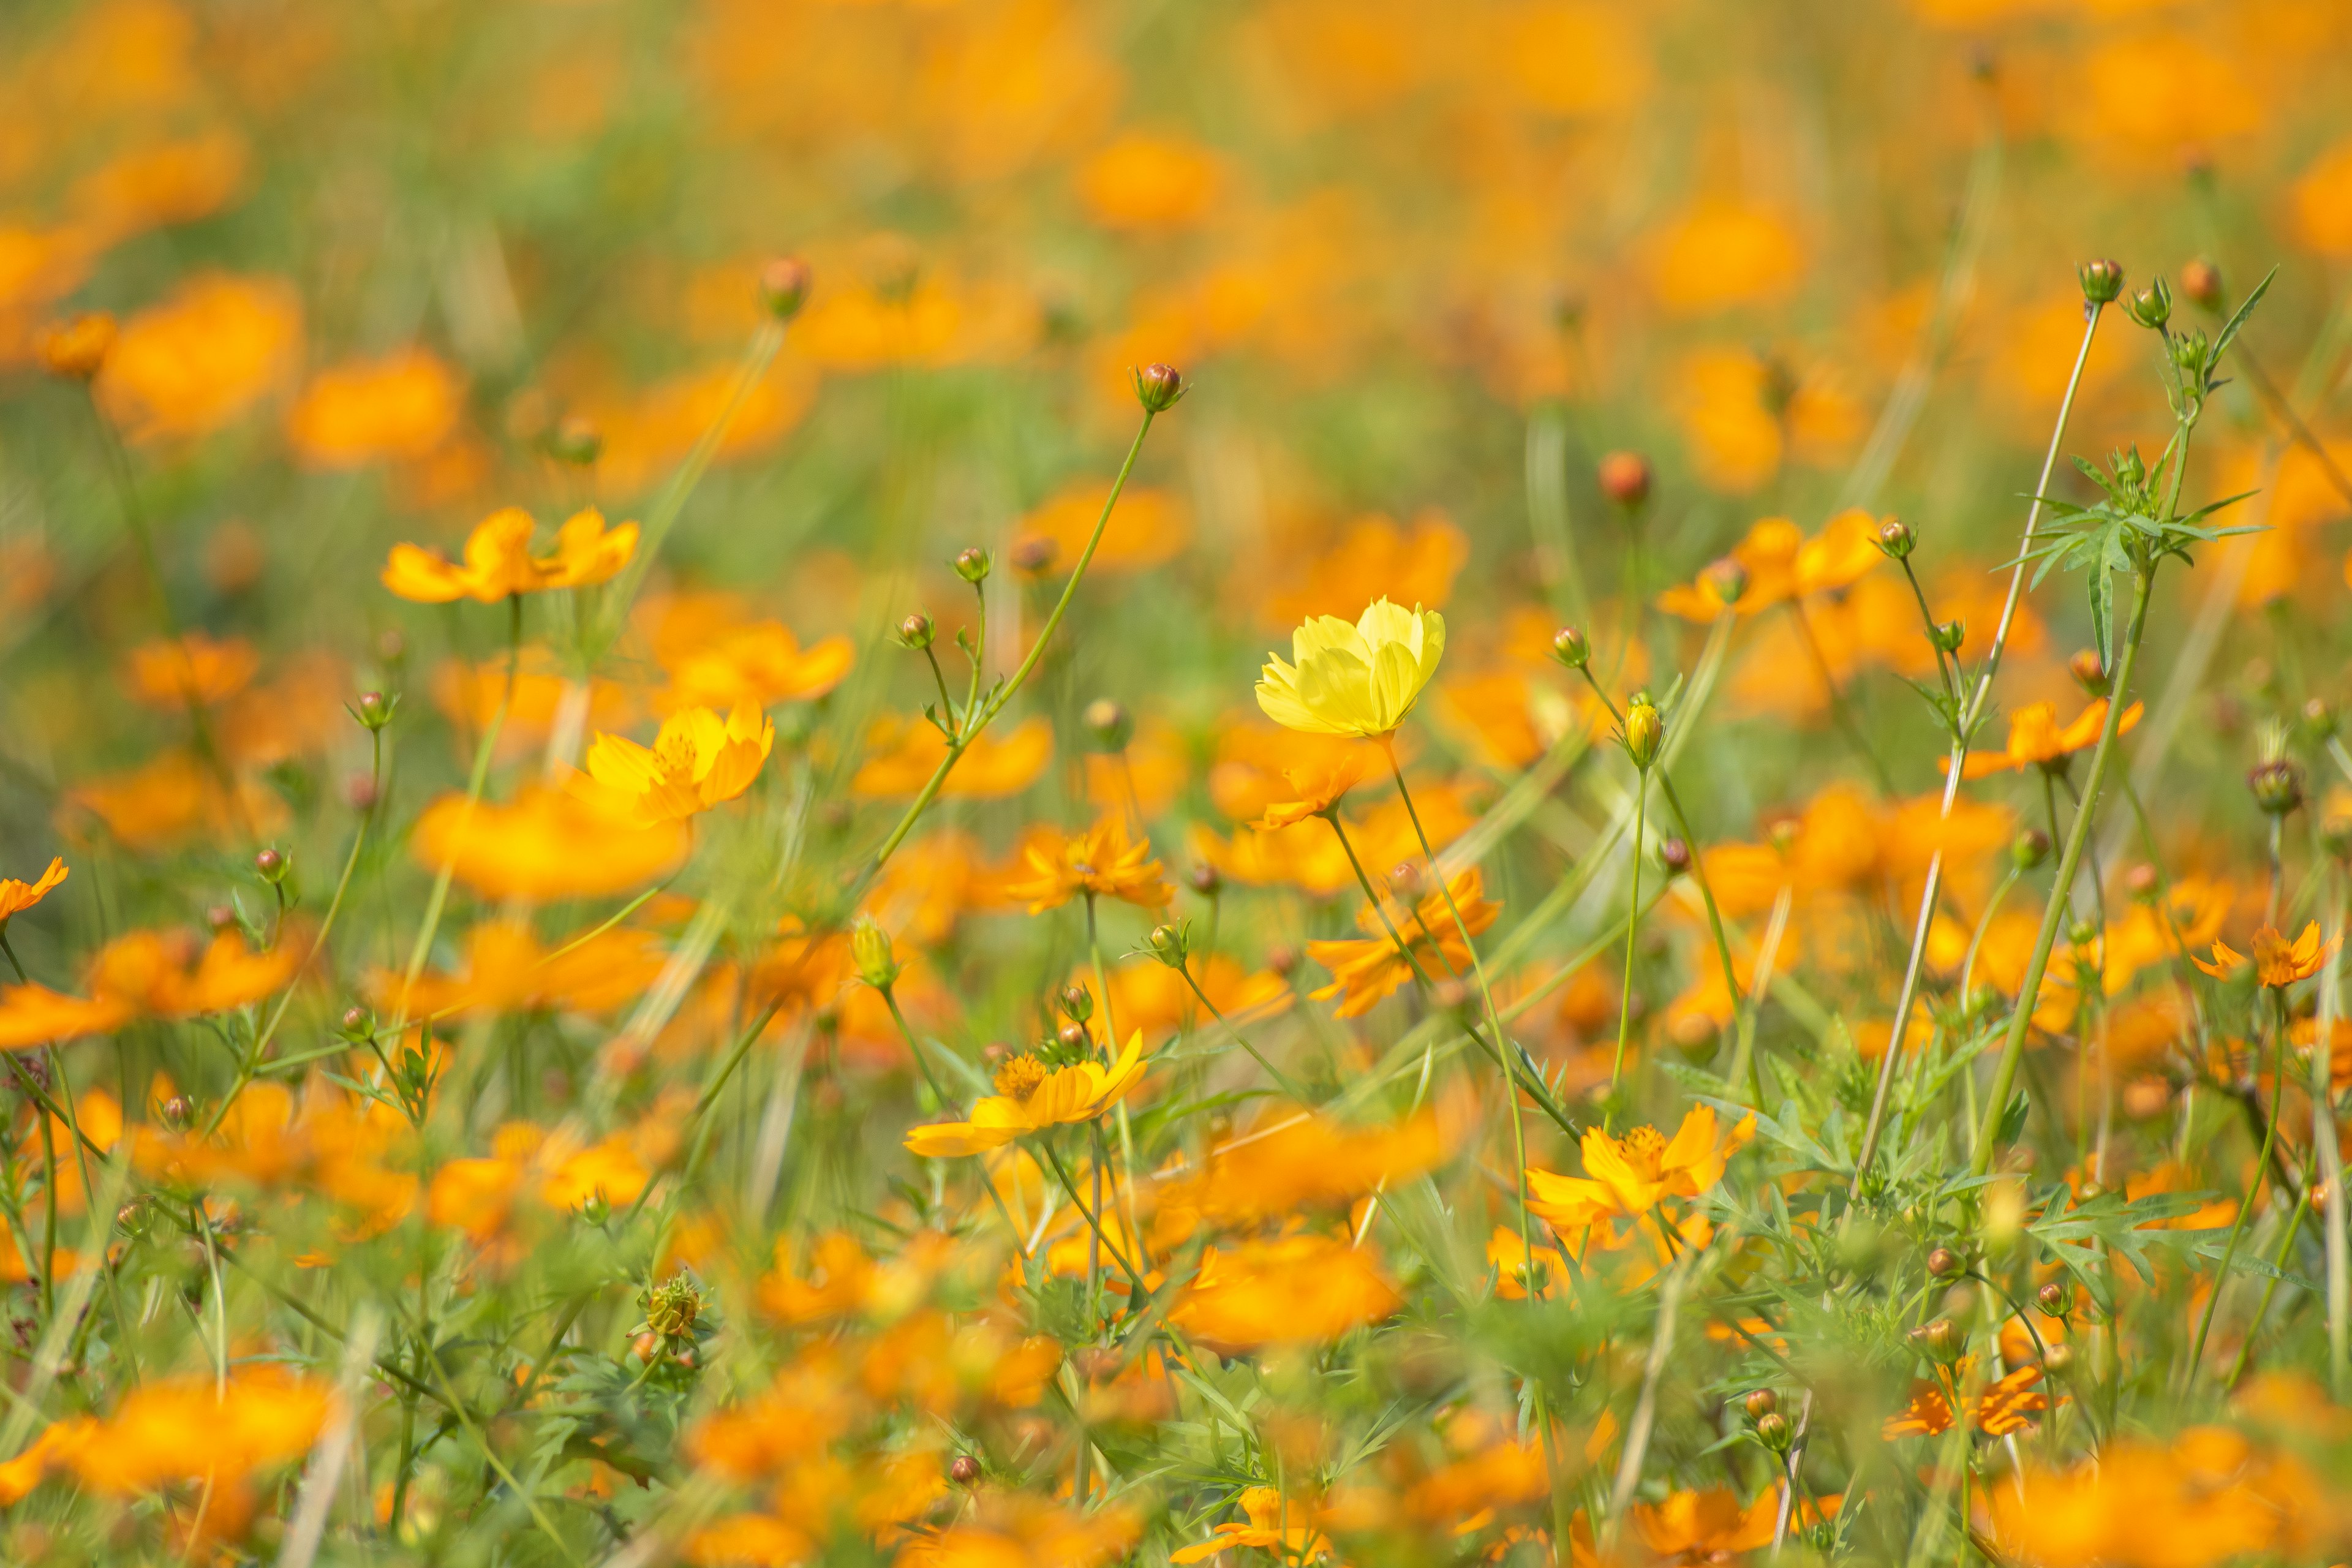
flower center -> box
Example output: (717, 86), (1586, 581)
(993, 1055), (1049, 1101)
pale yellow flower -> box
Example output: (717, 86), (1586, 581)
(1256, 598), (1446, 739)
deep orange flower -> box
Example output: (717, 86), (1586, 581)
(1169, 1233), (1402, 1351)
(0, 858), (67, 925)
(1252, 752), (1369, 829)
(1001, 815), (1172, 913)
(1656, 509), (1883, 621)
(1958, 699), (2142, 778)
(1306, 868), (1498, 1017)
(1883, 1360), (2051, 1439)
(381, 506), (638, 603)
(2195, 921), (2337, 988)
(903, 1033), (1150, 1157)
(121, 631), (260, 708)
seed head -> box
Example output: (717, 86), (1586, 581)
(1133, 363), (1187, 413)
(644, 1275), (702, 1340)
(757, 257), (813, 321)
(1597, 451), (1653, 510)
(2078, 258), (2125, 306)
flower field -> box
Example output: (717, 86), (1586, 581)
(4, 1), (2352, 1564)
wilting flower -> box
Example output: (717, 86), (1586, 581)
(381, 506), (638, 603)
(903, 1033), (1150, 1156)
(1883, 1359), (2052, 1439)
(1252, 753), (1369, 829)
(1306, 868), (1498, 1017)
(2195, 922), (2338, 988)
(1173, 1487), (1336, 1565)
(1001, 815), (1173, 913)
(0, 858), (67, 925)
(1958, 699), (2142, 778)
(575, 703), (776, 826)
(1526, 1106), (1755, 1232)
(1257, 598), (1447, 739)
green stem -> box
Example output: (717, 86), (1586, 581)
(2187, 989), (2289, 1386)
(1610, 773), (1650, 1100)
(1038, 1137), (1147, 1293)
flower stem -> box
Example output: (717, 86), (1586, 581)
(2187, 987), (2290, 1385)
(1610, 772), (1650, 1102)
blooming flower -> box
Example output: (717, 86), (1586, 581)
(903, 1032), (1150, 1157)
(1257, 598), (1447, 739)
(121, 631), (260, 708)
(1882, 1359), (2052, 1439)
(410, 787), (689, 901)
(1957, 698), (2142, 778)
(1252, 752), (1369, 829)
(1169, 1233), (1403, 1350)
(1001, 815), (1172, 913)
(1526, 1106), (1755, 1234)
(0, 858), (67, 925)
(2195, 921), (2338, 988)
(1655, 509), (1884, 621)
(575, 703), (776, 826)
(1172, 1487), (1337, 1565)
(1306, 868), (1498, 1017)
(1633, 1487), (1838, 1565)
(380, 505), (638, 603)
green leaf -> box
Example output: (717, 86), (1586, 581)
(2210, 264), (2278, 364)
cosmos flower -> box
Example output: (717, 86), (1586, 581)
(2195, 922), (2338, 988)
(1172, 1487), (1336, 1565)
(1257, 598), (1447, 740)
(1252, 752), (1368, 829)
(1882, 1359), (2052, 1439)
(1957, 698), (2141, 778)
(0, 858), (68, 925)
(1305, 868), (1498, 1017)
(1525, 1106), (1755, 1232)
(575, 703), (775, 826)
(902, 1033), (1150, 1158)
(1001, 815), (1172, 913)
(381, 506), (638, 603)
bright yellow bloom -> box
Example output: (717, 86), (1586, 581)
(1257, 597), (1446, 739)
(2195, 921), (2338, 988)
(1526, 1106), (1755, 1232)
(1001, 815), (1172, 913)
(0, 858), (67, 925)
(380, 506), (638, 603)
(575, 703), (775, 826)
(903, 1033), (1150, 1157)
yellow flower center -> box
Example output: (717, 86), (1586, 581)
(993, 1055), (1049, 1101)
(1620, 1125), (1668, 1181)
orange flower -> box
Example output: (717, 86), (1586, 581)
(575, 703), (776, 826)
(85, 927), (302, 1017)
(2195, 922), (2337, 988)
(1253, 752), (1369, 829)
(1958, 699), (2141, 778)
(1169, 1233), (1401, 1351)
(0, 984), (134, 1052)
(1001, 815), (1172, 913)
(121, 631), (260, 708)
(94, 273), (302, 445)
(1985, 1428), (2318, 1568)
(1632, 1488), (1837, 1565)
(1076, 133), (1224, 232)
(851, 714), (1054, 800)
(1882, 1360), (2051, 1439)
(62, 750), (285, 854)
(1306, 868), (1498, 1017)
(1014, 480), (1189, 573)
(1172, 1487), (1336, 1565)
(896, 1494), (1139, 1568)
(285, 349), (462, 467)
(0, 858), (67, 925)
(0, 1366), (333, 1502)
(380, 506), (638, 603)
(410, 786), (690, 901)
(659, 620), (855, 710)
(1526, 1106), (1755, 1232)
(1656, 510), (1883, 621)
(903, 1032), (1151, 1157)
(387, 920), (668, 1019)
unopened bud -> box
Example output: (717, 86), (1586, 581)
(2124, 278), (2172, 331)
(954, 546), (992, 584)
(1082, 698), (1133, 752)
(1743, 1389), (1777, 1421)
(1753, 1412), (1790, 1450)
(2012, 829), (2051, 870)
(1597, 451), (1653, 510)
(345, 772), (380, 812)
(1059, 984), (1094, 1024)
(1188, 863), (1222, 897)
(340, 1006), (371, 1036)
(2041, 1343), (2074, 1374)
(1929, 619), (1965, 655)
(1011, 537), (1057, 576)
(1927, 1246), (1963, 1280)
(2069, 649), (2109, 696)
(206, 903), (236, 933)
(2036, 1281), (2068, 1317)
(2248, 758), (2304, 817)
(1146, 922), (1190, 970)
(1133, 363), (1187, 413)
(757, 257), (813, 321)
(2078, 258), (2125, 307)
(1701, 557), (1749, 609)
(1621, 699), (1663, 770)
(2302, 698), (2336, 742)
(2180, 258), (2222, 311)
(897, 613), (934, 650)
(546, 415), (603, 467)
(1387, 862), (1423, 901)
(161, 1095), (195, 1131)
(1657, 837), (1691, 876)
(1875, 519), (1914, 560)
(2126, 863), (2158, 902)
(1267, 944), (1300, 980)
(254, 848), (286, 883)
(36, 312), (116, 380)
(1055, 1022), (1090, 1052)
(851, 916), (902, 990)
(1550, 626), (1591, 671)
(1910, 1318), (1959, 1360)
(950, 1454), (981, 1485)
(2170, 329), (2209, 375)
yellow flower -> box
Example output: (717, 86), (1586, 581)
(1256, 597), (1446, 739)
(1001, 815), (1173, 914)
(380, 506), (638, 603)
(903, 1032), (1150, 1157)
(1526, 1106), (1755, 1231)
(0, 858), (67, 925)
(574, 703), (775, 826)
(2195, 921), (2338, 989)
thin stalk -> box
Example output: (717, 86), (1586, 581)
(867, 406), (1159, 875)
(1970, 568), (2154, 1177)
(1853, 295), (2108, 1193)
(2318, 888), (2350, 1398)
(1787, 599), (1896, 794)
(1610, 772), (1650, 1099)
(1176, 963), (1311, 1102)
(2222, 1149), (2315, 1389)
(2186, 989), (2289, 1385)
(1038, 1137), (1147, 1293)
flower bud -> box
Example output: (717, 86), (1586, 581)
(2078, 258), (2125, 306)
(1743, 1389), (1777, 1421)
(1387, 862), (1423, 900)
(954, 546), (992, 584)
(950, 1455), (981, 1486)
(350, 690), (396, 732)
(1909, 1317), (1959, 1360)
(1011, 537), (1057, 576)
(1875, 519), (1914, 560)
(1597, 451), (1653, 510)
(206, 903), (236, 933)
(1550, 626), (1591, 670)
(1082, 698), (1133, 752)
(1752, 1411), (1791, 1450)
(1620, 698), (1662, 769)
(1059, 984), (1094, 1024)
(1657, 837), (1691, 876)
(2124, 278), (2172, 331)
(2012, 829), (2051, 870)
(254, 847), (287, 883)
(1267, 944), (1300, 979)
(2169, 328), (2209, 375)
(1055, 1022), (1090, 1053)
(2248, 758), (2305, 817)
(161, 1095), (195, 1131)
(340, 1006), (371, 1037)
(2068, 649), (2109, 697)
(2125, 863), (2158, 902)
(1188, 862), (1223, 897)
(1929, 619), (1965, 655)
(897, 612), (935, 651)
(2180, 258), (2222, 311)
(2302, 697), (2336, 742)
(1927, 1246), (1963, 1280)
(2036, 1281), (2068, 1317)
(645, 1275), (701, 1339)
(1701, 557), (1749, 609)
(36, 312), (116, 380)
(757, 257), (813, 321)
(1146, 922), (1191, 970)
(2041, 1342), (2074, 1374)
(345, 772), (380, 812)
(851, 916), (902, 990)
(1133, 363), (1187, 413)
(2068, 918), (2098, 949)
(546, 415), (603, 467)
